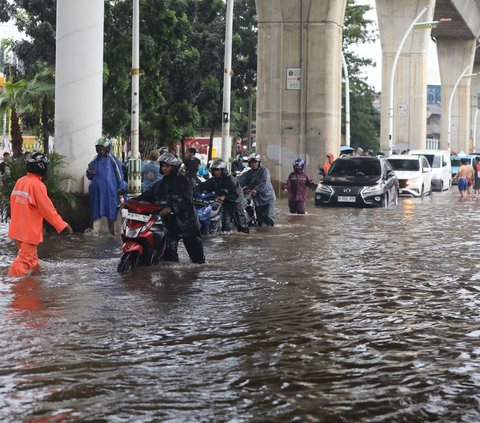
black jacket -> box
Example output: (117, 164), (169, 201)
(135, 174), (200, 237)
(198, 174), (244, 205)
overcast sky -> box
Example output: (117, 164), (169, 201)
(356, 0), (441, 91)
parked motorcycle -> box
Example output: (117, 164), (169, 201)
(118, 201), (167, 272)
(193, 191), (223, 235)
(243, 192), (257, 227)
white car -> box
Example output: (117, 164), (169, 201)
(387, 154), (432, 197)
(409, 149), (451, 191)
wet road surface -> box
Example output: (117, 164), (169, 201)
(1, 190), (480, 422)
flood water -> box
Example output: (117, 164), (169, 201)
(1, 190), (480, 422)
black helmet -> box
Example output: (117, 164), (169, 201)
(159, 152), (182, 175)
(26, 152), (50, 176)
(293, 158), (305, 172)
(210, 158), (228, 176)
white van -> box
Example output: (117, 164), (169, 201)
(409, 150), (451, 191)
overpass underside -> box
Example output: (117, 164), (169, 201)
(255, 0), (480, 191)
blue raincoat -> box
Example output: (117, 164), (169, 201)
(86, 153), (127, 221)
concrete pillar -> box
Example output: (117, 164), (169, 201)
(256, 0), (346, 190)
(376, 0), (434, 154)
(437, 38), (476, 154)
(55, 0), (104, 193)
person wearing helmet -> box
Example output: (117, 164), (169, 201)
(231, 154), (246, 175)
(86, 137), (128, 235)
(237, 153), (276, 227)
(198, 158), (249, 233)
(141, 149), (162, 192)
(7, 152), (73, 276)
(283, 158), (317, 214)
(183, 147), (201, 186)
(133, 152), (205, 264)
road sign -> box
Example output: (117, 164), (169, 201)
(286, 68), (301, 90)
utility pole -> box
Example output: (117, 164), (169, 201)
(221, 0), (234, 163)
(247, 91), (253, 153)
(128, 0), (142, 196)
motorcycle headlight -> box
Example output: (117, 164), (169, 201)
(197, 205), (212, 219)
(125, 225), (144, 238)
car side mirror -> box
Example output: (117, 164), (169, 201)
(443, 161), (447, 167)
(423, 167), (431, 173)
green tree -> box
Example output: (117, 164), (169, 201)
(343, 0), (380, 152)
(0, 68), (55, 155)
(1, 0), (56, 78)
(16, 67), (55, 152)
(0, 77), (25, 157)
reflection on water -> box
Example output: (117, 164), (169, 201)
(1, 191), (480, 421)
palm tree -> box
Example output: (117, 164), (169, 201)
(0, 67), (55, 156)
(18, 67), (55, 153)
(0, 78), (26, 157)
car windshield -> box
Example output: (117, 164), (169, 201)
(388, 159), (419, 171)
(421, 154), (441, 168)
(329, 158), (381, 177)
(451, 158), (462, 167)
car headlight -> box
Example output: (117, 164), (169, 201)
(317, 184), (333, 194)
(406, 177), (420, 186)
(362, 184), (382, 193)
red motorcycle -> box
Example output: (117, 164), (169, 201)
(118, 201), (167, 272)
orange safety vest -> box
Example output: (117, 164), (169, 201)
(8, 173), (68, 245)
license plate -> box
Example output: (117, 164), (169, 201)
(337, 196), (356, 203)
(126, 212), (150, 223)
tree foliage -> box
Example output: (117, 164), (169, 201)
(0, 67), (55, 155)
(343, 0), (380, 152)
(0, 0), (379, 155)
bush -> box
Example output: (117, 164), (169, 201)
(0, 152), (76, 223)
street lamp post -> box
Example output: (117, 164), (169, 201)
(387, 6), (428, 157)
(128, 0), (142, 196)
(342, 53), (350, 147)
(447, 66), (479, 156)
(387, 4), (451, 156)
(474, 94), (480, 153)
(221, 0), (234, 163)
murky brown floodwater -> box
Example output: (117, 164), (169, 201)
(1, 190), (480, 422)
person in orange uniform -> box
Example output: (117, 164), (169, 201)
(7, 153), (72, 276)
(323, 153), (335, 174)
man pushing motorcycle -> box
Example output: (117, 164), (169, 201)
(131, 152), (205, 264)
(197, 159), (249, 233)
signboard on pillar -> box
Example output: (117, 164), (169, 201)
(286, 68), (301, 90)
(398, 104), (408, 117)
